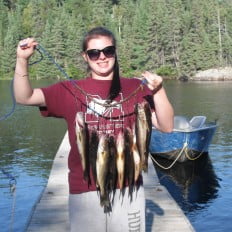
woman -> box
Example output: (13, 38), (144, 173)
(14, 27), (174, 232)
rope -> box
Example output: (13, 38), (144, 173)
(36, 44), (147, 107)
(150, 130), (208, 169)
(149, 142), (188, 170)
(1, 168), (17, 184)
(36, 44), (70, 79)
(183, 130), (207, 161)
(1, 44), (147, 120)
(1, 168), (17, 232)
(184, 146), (206, 160)
(0, 47), (44, 121)
(9, 182), (17, 232)
(71, 80), (145, 107)
(0, 79), (16, 121)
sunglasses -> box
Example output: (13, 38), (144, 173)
(86, 45), (116, 61)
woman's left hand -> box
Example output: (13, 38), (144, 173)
(141, 71), (163, 94)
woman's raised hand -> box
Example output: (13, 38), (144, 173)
(17, 38), (38, 60)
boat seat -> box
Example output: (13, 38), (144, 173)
(189, 116), (206, 128)
(173, 116), (190, 130)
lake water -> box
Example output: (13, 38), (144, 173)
(0, 80), (66, 232)
(0, 79), (232, 231)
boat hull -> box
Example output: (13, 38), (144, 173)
(149, 123), (217, 162)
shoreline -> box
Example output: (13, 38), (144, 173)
(2, 66), (232, 81)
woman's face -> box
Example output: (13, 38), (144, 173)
(82, 36), (116, 80)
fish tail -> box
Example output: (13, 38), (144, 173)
(100, 195), (110, 207)
(100, 191), (111, 212)
(103, 202), (112, 213)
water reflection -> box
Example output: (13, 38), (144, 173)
(152, 153), (220, 213)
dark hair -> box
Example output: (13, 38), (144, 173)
(82, 27), (121, 102)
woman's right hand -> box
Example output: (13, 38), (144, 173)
(16, 38), (38, 60)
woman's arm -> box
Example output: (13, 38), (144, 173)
(14, 38), (46, 106)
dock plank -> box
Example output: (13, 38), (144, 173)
(26, 132), (70, 232)
(27, 132), (195, 232)
(143, 158), (195, 232)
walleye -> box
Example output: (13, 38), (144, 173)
(89, 130), (99, 185)
(124, 128), (135, 197)
(135, 102), (152, 172)
(107, 135), (118, 194)
(132, 124), (141, 182)
(116, 131), (125, 190)
(75, 112), (89, 182)
(96, 134), (111, 208)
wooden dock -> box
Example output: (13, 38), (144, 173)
(26, 132), (195, 232)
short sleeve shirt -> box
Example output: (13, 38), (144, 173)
(40, 77), (152, 194)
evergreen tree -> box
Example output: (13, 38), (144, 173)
(1, 10), (21, 77)
(36, 19), (56, 79)
(0, 0), (8, 45)
(88, 0), (113, 28)
(116, 0), (137, 76)
(64, 13), (86, 79)
(1, 0), (232, 79)
(164, 0), (184, 74)
(129, 0), (150, 72)
(22, 0), (57, 38)
(179, 0), (207, 73)
(0, 0), (8, 75)
(146, 0), (169, 69)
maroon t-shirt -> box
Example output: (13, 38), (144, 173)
(40, 77), (152, 194)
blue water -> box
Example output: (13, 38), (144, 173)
(0, 80), (66, 232)
(190, 144), (232, 232)
(1, 80), (232, 231)
(153, 81), (232, 232)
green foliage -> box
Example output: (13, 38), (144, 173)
(1, 0), (232, 80)
(66, 64), (86, 80)
(156, 66), (178, 78)
(1, 11), (20, 74)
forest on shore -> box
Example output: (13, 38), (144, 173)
(1, 0), (232, 80)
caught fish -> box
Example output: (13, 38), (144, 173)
(89, 130), (99, 185)
(135, 102), (152, 172)
(75, 112), (89, 182)
(132, 124), (141, 183)
(96, 134), (111, 208)
(124, 128), (135, 197)
(106, 136), (118, 196)
(116, 131), (125, 190)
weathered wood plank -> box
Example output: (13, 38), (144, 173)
(26, 132), (70, 232)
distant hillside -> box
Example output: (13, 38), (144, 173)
(1, 0), (232, 79)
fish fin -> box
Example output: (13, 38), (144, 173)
(100, 194), (111, 209)
(103, 203), (112, 213)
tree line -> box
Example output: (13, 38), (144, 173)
(1, 0), (232, 80)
